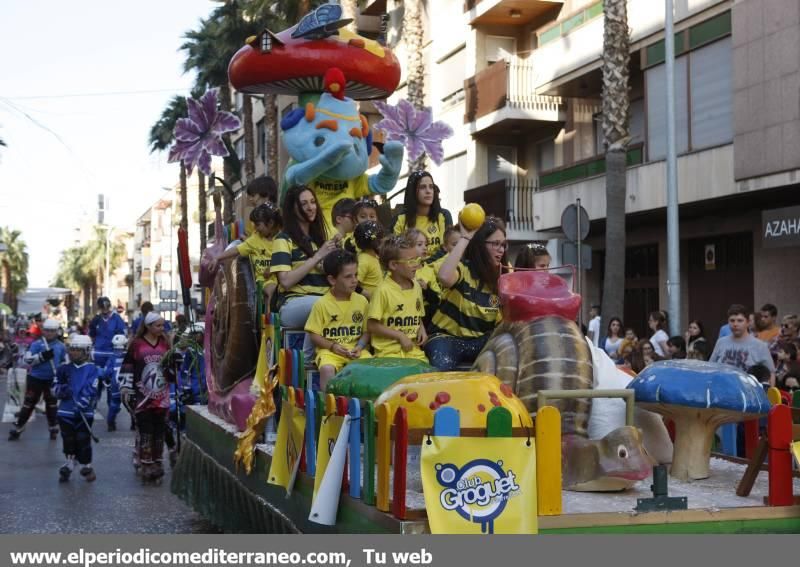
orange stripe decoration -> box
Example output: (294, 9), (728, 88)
(305, 102), (315, 122)
(392, 407), (409, 520)
(316, 119), (338, 131)
(536, 405), (562, 516)
(348, 127), (362, 138)
(376, 403), (391, 512)
(360, 114), (369, 137)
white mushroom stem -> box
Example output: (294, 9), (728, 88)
(670, 412), (716, 481)
(640, 404), (760, 482)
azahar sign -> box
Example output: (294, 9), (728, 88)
(762, 206), (800, 248)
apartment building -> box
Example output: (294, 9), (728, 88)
(360, 0), (799, 337)
(132, 179), (205, 318)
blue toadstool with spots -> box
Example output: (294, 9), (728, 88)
(628, 360), (770, 481)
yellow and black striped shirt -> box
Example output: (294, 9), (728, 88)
(429, 261), (501, 339)
(270, 232), (330, 304)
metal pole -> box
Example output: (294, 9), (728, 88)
(665, 0), (681, 336)
(170, 202), (174, 317)
(104, 227), (113, 298)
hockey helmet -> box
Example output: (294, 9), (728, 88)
(111, 334), (128, 350)
(97, 296), (112, 310)
(42, 319), (61, 331)
(68, 335), (93, 351)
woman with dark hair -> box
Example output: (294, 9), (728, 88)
(685, 319), (708, 360)
(602, 317), (624, 363)
(648, 311), (670, 358)
(424, 217), (506, 370)
(270, 185), (338, 360)
(390, 171), (452, 257)
(629, 339), (662, 373)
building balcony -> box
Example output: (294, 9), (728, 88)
(532, 143), (734, 231)
(464, 0), (563, 26)
(464, 60), (565, 134)
(464, 179), (539, 241)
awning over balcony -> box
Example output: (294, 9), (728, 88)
(464, 0), (563, 26)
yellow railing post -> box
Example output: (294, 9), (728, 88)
(536, 405), (562, 516)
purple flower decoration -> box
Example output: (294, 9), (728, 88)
(373, 99), (453, 165)
(168, 89), (241, 176)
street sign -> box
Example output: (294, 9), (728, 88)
(562, 241), (592, 269)
(560, 203), (590, 242)
(159, 290), (178, 300)
(158, 301), (178, 312)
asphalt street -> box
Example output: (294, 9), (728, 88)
(0, 372), (220, 534)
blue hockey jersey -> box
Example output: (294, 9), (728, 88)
(88, 313), (127, 356)
(54, 362), (99, 422)
(23, 338), (67, 381)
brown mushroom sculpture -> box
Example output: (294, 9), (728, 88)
(628, 360), (771, 481)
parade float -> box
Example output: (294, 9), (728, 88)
(170, 2), (800, 534)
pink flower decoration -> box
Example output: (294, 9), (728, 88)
(374, 99), (453, 165)
(168, 89), (241, 176)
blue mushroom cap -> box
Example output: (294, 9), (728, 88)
(628, 360), (770, 415)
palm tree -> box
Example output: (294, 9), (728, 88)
(149, 96), (189, 232)
(600, 0), (631, 338)
(0, 227), (29, 314)
(53, 228), (127, 318)
(404, 0), (426, 171)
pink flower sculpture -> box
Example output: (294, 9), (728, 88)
(168, 89), (241, 176)
(374, 99), (453, 165)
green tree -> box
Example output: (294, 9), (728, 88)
(0, 227), (29, 314)
(52, 228), (126, 319)
(600, 0), (631, 337)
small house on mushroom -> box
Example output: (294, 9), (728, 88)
(628, 360), (770, 481)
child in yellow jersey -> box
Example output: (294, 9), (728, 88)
(367, 235), (428, 362)
(354, 220), (385, 300)
(243, 176), (278, 237)
(305, 250), (371, 390)
(211, 203), (282, 308)
(331, 198), (356, 241)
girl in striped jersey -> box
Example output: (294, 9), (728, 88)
(270, 185), (338, 362)
(390, 171), (452, 257)
(424, 217), (506, 370)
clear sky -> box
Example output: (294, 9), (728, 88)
(0, 0), (217, 287)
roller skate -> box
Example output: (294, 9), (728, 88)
(80, 466), (96, 482)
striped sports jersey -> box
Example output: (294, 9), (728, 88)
(311, 174), (371, 237)
(429, 261), (501, 339)
(305, 291), (369, 351)
(391, 210), (452, 257)
(270, 232), (330, 304)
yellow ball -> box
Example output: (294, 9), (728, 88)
(459, 203), (486, 231)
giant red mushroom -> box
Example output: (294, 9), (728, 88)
(228, 17), (400, 100)
(628, 360), (771, 481)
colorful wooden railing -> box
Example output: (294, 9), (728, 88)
(268, 384), (565, 523)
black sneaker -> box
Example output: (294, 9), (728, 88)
(59, 465), (72, 482)
(8, 429), (21, 441)
(80, 467), (96, 482)
(107, 422), (116, 432)
(49, 428), (59, 440)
